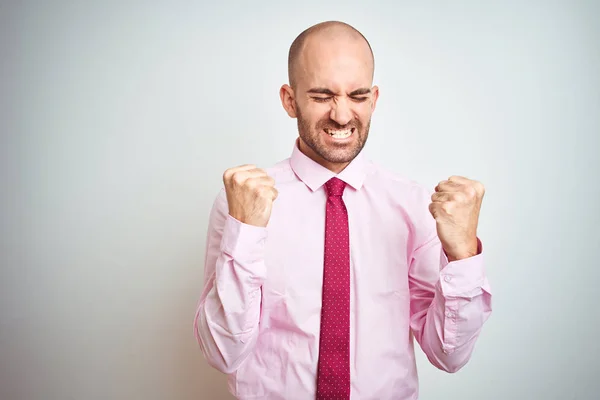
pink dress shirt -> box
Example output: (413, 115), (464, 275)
(194, 140), (493, 399)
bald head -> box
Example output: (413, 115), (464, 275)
(287, 21), (374, 89)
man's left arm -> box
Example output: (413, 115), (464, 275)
(408, 176), (492, 373)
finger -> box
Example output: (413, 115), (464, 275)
(436, 191), (469, 204)
(236, 164), (258, 170)
(241, 170), (271, 183)
(230, 169), (269, 186)
(229, 164), (257, 174)
(429, 202), (440, 219)
(431, 192), (452, 203)
(248, 176), (276, 188)
(435, 180), (461, 193)
(448, 175), (470, 184)
(223, 164), (257, 181)
(445, 181), (479, 200)
(246, 168), (270, 177)
(256, 184), (278, 200)
(468, 180), (485, 197)
(267, 187), (278, 201)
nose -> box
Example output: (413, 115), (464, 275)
(329, 97), (353, 126)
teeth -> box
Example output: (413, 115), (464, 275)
(327, 128), (352, 138)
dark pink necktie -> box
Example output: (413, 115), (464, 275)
(316, 177), (350, 400)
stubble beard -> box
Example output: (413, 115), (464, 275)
(296, 104), (371, 164)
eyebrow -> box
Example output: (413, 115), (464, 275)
(307, 88), (336, 95)
(307, 87), (371, 96)
(349, 88), (371, 96)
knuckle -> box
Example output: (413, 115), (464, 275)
(253, 183), (265, 195)
(477, 182), (485, 195)
(454, 192), (466, 202)
(464, 185), (477, 199)
(223, 168), (233, 182)
(232, 171), (246, 186)
(269, 188), (279, 200)
(429, 203), (439, 217)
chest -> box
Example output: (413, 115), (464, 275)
(262, 190), (412, 305)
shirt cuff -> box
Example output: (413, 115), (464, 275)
(220, 215), (268, 262)
(439, 238), (488, 298)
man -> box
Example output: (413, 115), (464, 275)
(194, 20), (492, 400)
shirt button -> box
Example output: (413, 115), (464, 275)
(446, 311), (454, 318)
(444, 275), (452, 282)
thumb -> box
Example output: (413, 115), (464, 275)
(428, 202), (439, 220)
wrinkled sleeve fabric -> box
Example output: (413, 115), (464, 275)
(194, 189), (267, 374)
(408, 185), (492, 373)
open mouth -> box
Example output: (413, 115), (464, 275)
(325, 127), (355, 139)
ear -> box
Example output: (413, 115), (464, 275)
(279, 84), (297, 118)
(370, 85), (380, 112)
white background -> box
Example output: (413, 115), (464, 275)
(1, 1), (599, 399)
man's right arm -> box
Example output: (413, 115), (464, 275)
(193, 189), (268, 374)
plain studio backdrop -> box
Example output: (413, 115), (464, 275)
(1, 1), (599, 399)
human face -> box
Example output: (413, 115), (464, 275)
(281, 36), (379, 172)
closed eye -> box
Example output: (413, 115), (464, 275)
(312, 97), (332, 102)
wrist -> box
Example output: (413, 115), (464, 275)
(445, 238), (478, 261)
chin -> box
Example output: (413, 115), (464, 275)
(320, 147), (361, 164)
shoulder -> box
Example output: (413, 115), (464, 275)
(264, 157), (293, 181)
(364, 159), (436, 239)
(366, 159), (433, 201)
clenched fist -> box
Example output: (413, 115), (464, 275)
(223, 165), (278, 227)
(429, 176), (485, 261)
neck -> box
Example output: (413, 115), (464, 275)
(297, 138), (350, 174)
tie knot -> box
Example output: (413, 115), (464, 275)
(325, 177), (346, 197)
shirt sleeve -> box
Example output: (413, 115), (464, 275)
(193, 189), (267, 374)
(408, 187), (492, 373)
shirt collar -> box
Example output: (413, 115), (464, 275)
(289, 138), (369, 192)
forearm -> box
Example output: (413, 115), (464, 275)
(411, 240), (492, 373)
(194, 252), (264, 373)
(194, 211), (268, 374)
(418, 275), (492, 372)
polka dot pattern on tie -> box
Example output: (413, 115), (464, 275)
(316, 177), (351, 400)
